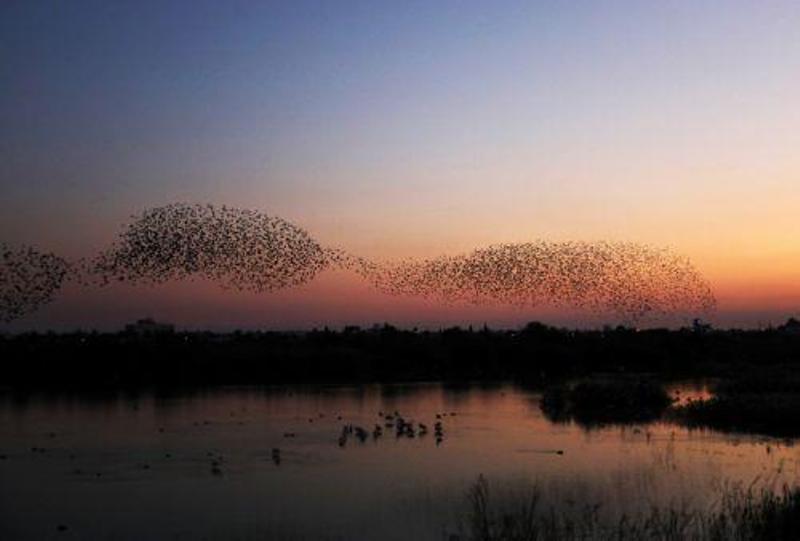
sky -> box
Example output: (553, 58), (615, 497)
(1, 0), (799, 330)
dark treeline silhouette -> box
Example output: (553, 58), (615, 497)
(1, 321), (799, 390)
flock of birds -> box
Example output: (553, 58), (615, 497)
(0, 202), (716, 324)
(1, 243), (70, 323)
(0, 408), (454, 478)
(233, 409), (454, 474)
(0, 406), (453, 534)
(87, 203), (329, 292)
(356, 241), (716, 322)
(337, 410), (449, 448)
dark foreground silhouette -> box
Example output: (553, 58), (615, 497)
(463, 476), (800, 541)
(540, 379), (674, 424)
(1, 321), (798, 389)
(3, 320), (800, 437)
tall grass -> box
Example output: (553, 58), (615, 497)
(462, 476), (800, 540)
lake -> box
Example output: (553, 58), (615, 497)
(0, 382), (797, 540)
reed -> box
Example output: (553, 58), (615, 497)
(463, 476), (800, 541)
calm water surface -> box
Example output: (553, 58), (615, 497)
(0, 383), (797, 540)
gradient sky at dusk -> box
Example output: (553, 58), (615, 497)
(2, 1), (799, 330)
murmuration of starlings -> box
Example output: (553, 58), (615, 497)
(1, 203), (716, 324)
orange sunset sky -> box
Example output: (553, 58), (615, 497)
(1, 1), (799, 330)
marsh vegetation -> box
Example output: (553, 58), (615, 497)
(463, 476), (800, 541)
(672, 367), (800, 437)
(540, 379), (674, 425)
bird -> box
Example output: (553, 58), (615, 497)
(16, 201), (716, 327)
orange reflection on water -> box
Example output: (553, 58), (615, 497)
(1, 383), (798, 540)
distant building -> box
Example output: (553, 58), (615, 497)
(692, 318), (712, 334)
(778, 317), (800, 335)
(124, 318), (175, 336)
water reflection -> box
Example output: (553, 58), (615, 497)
(0, 383), (797, 540)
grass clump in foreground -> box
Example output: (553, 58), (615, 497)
(464, 476), (800, 541)
(540, 379), (673, 425)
